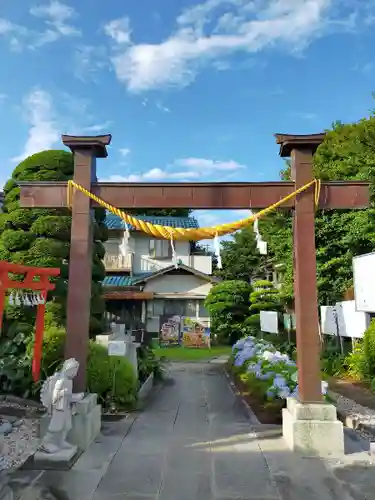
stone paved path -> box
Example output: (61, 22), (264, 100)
(94, 362), (278, 500)
(8, 362), (375, 499)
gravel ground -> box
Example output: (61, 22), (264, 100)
(0, 402), (40, 471)
(331, 390), (375, 441)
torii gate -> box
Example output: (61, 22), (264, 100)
(18, 134), (369, 408)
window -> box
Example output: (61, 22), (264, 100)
(185, 300), (196, 317)
(198, 300), (209, 318)
(164, 299), (185, 317)
(152, 299), (164, 316)
(149, 239), (171, 259)
(150, 299), (202, 318)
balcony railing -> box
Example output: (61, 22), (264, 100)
(104, 253), (133, 271)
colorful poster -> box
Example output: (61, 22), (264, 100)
(182, 318), (210, 348)
(159, 315), (182, 346)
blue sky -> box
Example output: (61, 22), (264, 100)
(1, 0), (375, 232)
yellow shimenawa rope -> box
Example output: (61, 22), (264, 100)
(67, 178), (321, 241)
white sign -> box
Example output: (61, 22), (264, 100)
(353, 252), (375, 312)
(336, 301), (368, 339)
(320, 301), (368, 339)
(108, 341), (126, 357)
(320, 306), (337, 336)
(260, 311), (279, 334)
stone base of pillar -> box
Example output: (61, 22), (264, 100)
(39, 393), (101, 453)
(282, 397), (344, 457)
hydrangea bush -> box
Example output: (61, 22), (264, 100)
(231, 336), (328, 402)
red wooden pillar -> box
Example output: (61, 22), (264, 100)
(276, 134), (325, 403)
(62, 135), (111, 392)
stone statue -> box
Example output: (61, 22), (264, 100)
(39, 358), (84, 454)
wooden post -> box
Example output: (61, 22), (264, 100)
(276, 134), (325, 403)
(62, 135), (111, 392)
(292, 148), (322, 402)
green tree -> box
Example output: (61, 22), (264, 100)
(214, 226), (264, 281)
(246, 279), (283, 330)
(204, 280), (252, 344)
(0, 150), (107, 336)
(260, 116), (375, 305)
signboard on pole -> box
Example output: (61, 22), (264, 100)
(108, 341), (126, 357)
(260, 311), (279, 334)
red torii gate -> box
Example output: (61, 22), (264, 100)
(0, 261), (60, 381)
(18, 134), (369, 406)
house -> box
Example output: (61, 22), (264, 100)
(102, 213), (219, 336)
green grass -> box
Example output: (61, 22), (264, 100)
(153, 345), (232, 361)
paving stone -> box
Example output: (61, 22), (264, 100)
(72, 435), (121, 472)
(13, 361), (375, 500)
(159, 471), (213, 500)
(96, 453), (163, 496)
(93, 495), (156, 500)
(25, 470), (103, 500)
(213, 452), (279, 499)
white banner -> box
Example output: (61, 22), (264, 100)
(320, 305), (337, 336)
(353, 252), (375, 312)
(260, 311), (279, 334)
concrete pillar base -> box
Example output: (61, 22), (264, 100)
(282, 397), (344, 457)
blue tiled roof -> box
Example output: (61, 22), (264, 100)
(102, 272), (153, 287)
(105, 213), (199, 231)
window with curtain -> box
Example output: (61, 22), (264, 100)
(149, 239), (171, 259)
(185, 300), (196, 317)
(150, 299), (204, 318)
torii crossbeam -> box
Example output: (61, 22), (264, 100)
(18, 134), (370, 406)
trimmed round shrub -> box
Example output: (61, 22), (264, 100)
(1, 149), (107, 335)
(34, 327), (138, 409)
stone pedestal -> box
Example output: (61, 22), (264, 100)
(125, 341), (138, 378)
(39, 394), (101, 452)
(33, 445), (78, 470)
(282, 397), (344, 457)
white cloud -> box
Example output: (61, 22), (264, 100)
(101, 168), (201, 182)
(104, 0), (369, 92)
(0, 19), (30, 51)
(12, 89), (59, 163)
(84, 120), (112, 133)
(156, 101), (171, 113)
(30, 0), (81, 45)
(73, 45), (109, 81)
(290, 111), (317, 120)
(104, 17), (132, 44)
(0, 1), (80, 50)
(119, 148), (131, 157)
(176, 157), (246, 170)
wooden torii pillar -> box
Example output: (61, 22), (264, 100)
(18, 134), (369, 409)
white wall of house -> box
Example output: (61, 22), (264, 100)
(143, 273), (213, 334)
(103, 232), (212, 275)
(143, 274), (213, 296)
